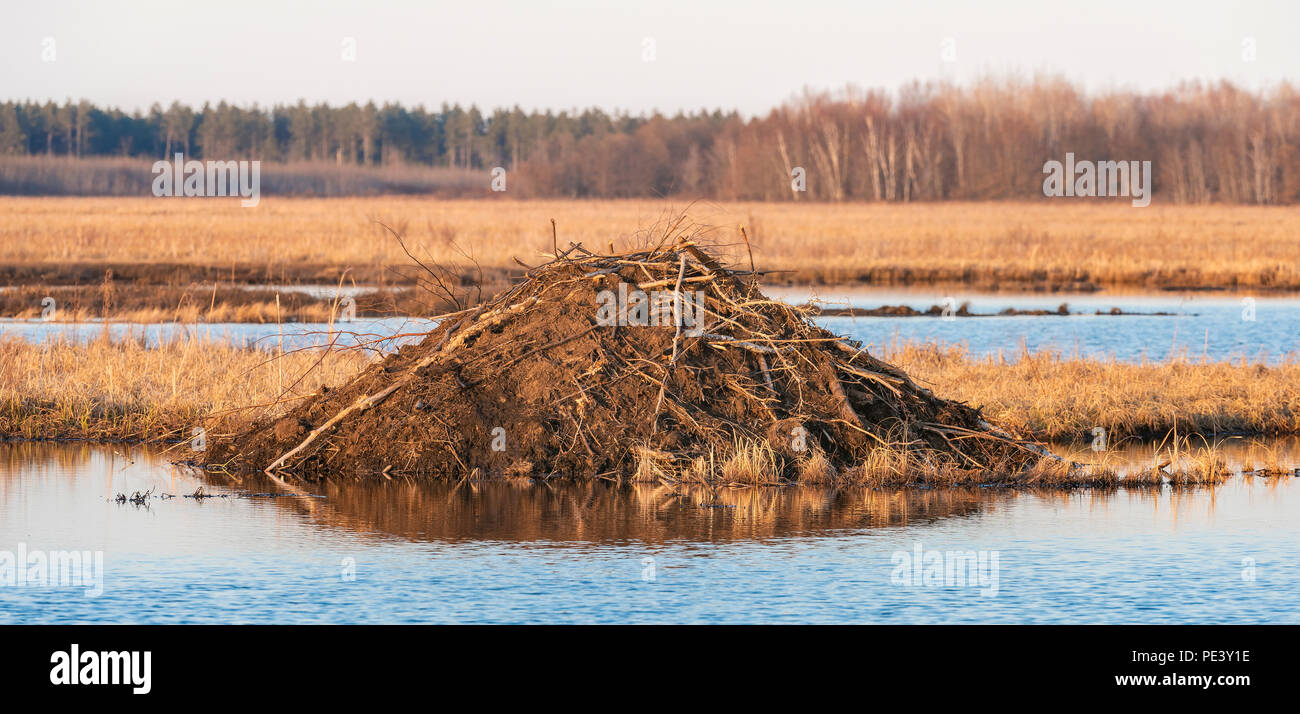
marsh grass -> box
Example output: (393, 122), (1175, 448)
(634, 437), (1236, 489)
(887, 343), (1300, 441)
(0, 336), (370, 441)
(5, 197), (1300, 290)
(1239, 438), (1300, 477)
(1119, 433), (1233, 486)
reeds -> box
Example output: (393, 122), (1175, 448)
(1239, 438), (1300, 477)
(626, 437), (1232, 489)
(0, 335), (369, 441)
(4, 197), (1300, 291)
(887, 343), (1300, 441)
(1123, 434), (1233, 486)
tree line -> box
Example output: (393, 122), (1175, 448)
(1, 77), (1296, 203)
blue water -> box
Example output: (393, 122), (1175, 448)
(2, 443), (1297, 624)
(4, 288), (1296, 363)
(0, 317), (437, 351)
(765, 286), (1300, 363)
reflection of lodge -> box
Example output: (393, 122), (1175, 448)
(201, 471), (1007, 543)
(5, 443), (1297, 546)
(0, 443), (1001, 542)
(193, 440), (1300, 542)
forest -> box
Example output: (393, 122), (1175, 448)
(1, 77), (1296, 203)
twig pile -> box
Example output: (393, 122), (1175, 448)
(207, 238), (1051, 484)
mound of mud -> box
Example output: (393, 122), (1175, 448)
(208, 240), (1049, 483)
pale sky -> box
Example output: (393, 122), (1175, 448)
(3, 0), (1296, 115)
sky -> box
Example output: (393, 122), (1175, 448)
(2, 0), (1297, 116)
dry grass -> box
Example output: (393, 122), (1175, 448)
(2, 296), (343, 324)
(0, 337), (370, 442)
(887, 343), (1300, 441)
(4, 197), (1300, 290)
(633, 440), (1139, 489)
(1119, 434), (1233, 487)
(654, 435), (1249, 489)
(1238, 439), (1300, 477)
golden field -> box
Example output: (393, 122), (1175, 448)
(3, 197), (1300, 290)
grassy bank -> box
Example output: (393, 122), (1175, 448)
(2, 337), (1297, 447)
(888, 343), (1300, 442)
(3, 197), (1300, 291)
(0, 337), (369, 442)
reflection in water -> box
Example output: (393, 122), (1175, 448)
(1051, 435), (1300, 475)
(205, 471), (1005, 543)
(3, 440), (1295, 545)
(2, 441), (1298, 624)
(1, 442), (1013, 545)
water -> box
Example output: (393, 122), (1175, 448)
(768, 286), (1300, 363)
(2, 442), (1297, 624)
(0, 317), (437, 351)
(4, 287), (1296, 363)
(234, 284), (380, 299)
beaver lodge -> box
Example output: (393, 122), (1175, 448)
(207, 235), (1073, 487)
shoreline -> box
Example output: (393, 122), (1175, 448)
(2, 274), (1257, 323)
(8, 261), (1300, 296)
(1, 436), (1291, 491)
(0, 291), (1198, 323)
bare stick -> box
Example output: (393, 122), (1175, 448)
(757, 353), (775, 393)
(264, 383), (402, 474)
(275, 294), (284, 395)
(739, 225), (755, 272)
(651, 253), (688, 433)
